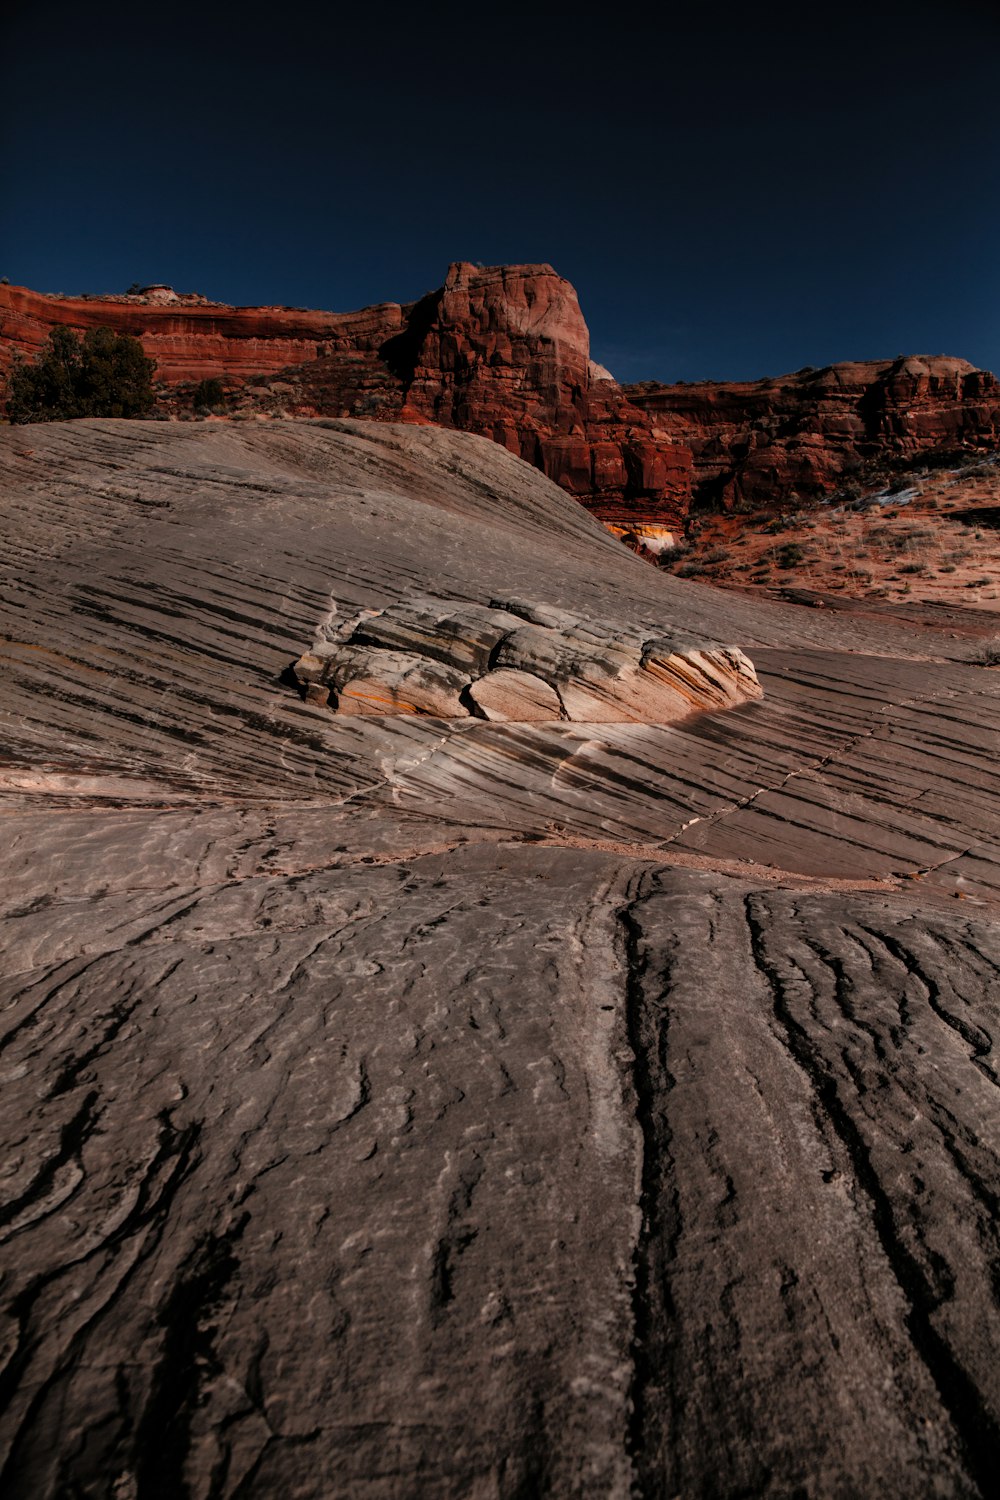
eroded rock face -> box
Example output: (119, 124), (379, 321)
(386, 264), (692, 526)
(292, 595), (762, 723)
(4, 273), (997, 528)
(0, 280), (408, 386)
(0, 270), (695, 528)
(0, 267), (693, 528)
(627, 355), (1000, 510)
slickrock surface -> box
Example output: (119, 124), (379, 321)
(2, 418), (1000, 1497)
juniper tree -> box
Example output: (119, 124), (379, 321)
(5, 326), (157, 422)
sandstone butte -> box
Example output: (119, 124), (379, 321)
(2, 265), (999, 534)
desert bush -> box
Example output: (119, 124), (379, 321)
(657, 544), (688, 567)
(5, 326), (156, 422)
(192, 377), (225, 411)
(975, 639), (1000, 665)
(774, 542), (806, 569)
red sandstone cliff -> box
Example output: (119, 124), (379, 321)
(0, 280), (407, 385)
(0, 268), (691, 528)
(627, 357), (1000, 510)
(228, 263), (693, 526)
(3, 269), (998, 526)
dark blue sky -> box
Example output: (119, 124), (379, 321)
(4, 1), (999, 382)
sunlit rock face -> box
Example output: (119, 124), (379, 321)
(0, 278), (408, 385)
(0, 266), (694, 529)
(627, 355), (1000, 509)
(6, 272), (998, 531)
(292, 596), (762, 723)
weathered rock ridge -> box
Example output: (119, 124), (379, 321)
(0, 277), (405, 384)
(292, 595), (762, 722)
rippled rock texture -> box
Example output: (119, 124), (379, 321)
(292, 596), (762, 722)
(1, 418), (999, 1497)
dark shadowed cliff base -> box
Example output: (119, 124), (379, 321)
(1, 418), (998, 1497)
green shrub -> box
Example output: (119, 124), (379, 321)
(5, 326), (157, 422)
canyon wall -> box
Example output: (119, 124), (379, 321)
(0, 280), (407, 384)
(3, 269), (999, 524)
(0, 268), (692, 528)
(627, 357), (1000, 510)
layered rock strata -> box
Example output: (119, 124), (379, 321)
(0, 278), (406, 386)
(3, 270), (998, 524)
(628, 356), (1000, 510)
(292, 596), (762, 722)
(0, 267), (692, 527)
